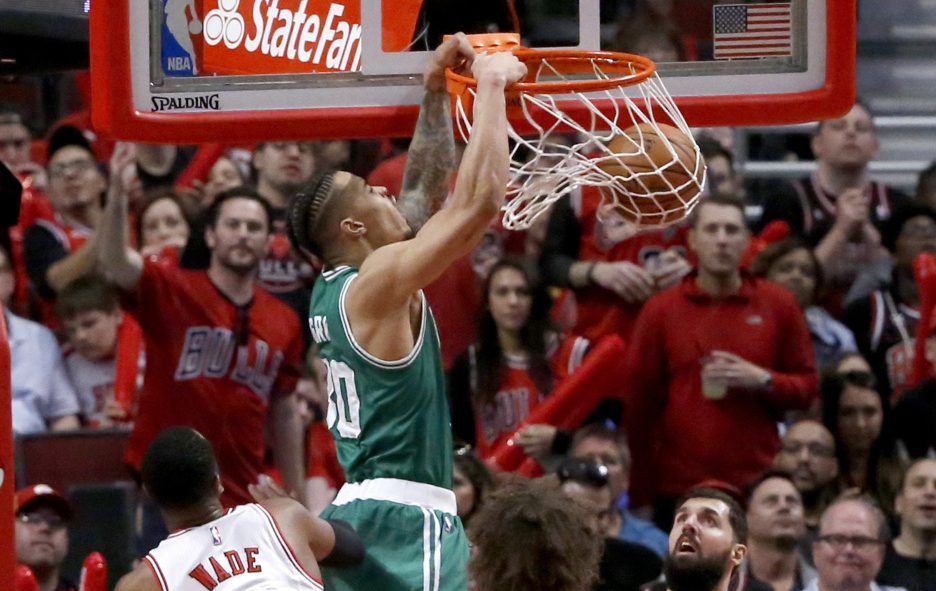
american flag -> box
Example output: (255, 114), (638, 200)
(713, 3), (792, 60)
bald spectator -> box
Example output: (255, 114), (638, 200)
(807, 496), (904, 591)
(745, 471), (817, 591)
(774, 421), (841, 536)
(877, 459), (936, 591)
(15, 484), (78, 591)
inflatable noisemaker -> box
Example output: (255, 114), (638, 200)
(14, 565), (38, 591)
(485, 335), (627, 472)
(79, 552), (107, 591)
(113, 316), (142, 419)
(911, 252), (936, 387)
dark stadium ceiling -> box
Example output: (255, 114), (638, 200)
(0, 2), (90, 75)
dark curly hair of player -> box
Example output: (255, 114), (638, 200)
(468, 476), (602, 591)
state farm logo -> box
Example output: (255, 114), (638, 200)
(204, 0), (246, 49)
(200, 0), (362, 69)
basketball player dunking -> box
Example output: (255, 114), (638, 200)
(115, 427), (364, 591)
(287, 35), (526, 591)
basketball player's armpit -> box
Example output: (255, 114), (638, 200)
(399, 89), (456, 230)
(319, 519), (365, 566)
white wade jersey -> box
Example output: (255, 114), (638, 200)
(145, 504), (323, 591)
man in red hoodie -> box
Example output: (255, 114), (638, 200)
(625, 192), (817, 528)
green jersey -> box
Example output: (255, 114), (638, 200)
(309, 265), (453, 489)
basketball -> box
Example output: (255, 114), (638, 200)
(596, 123), (705, 227)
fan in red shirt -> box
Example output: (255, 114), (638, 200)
(624, 193), (817, 525)
(97, 144), (305, 508)
(449, 258), (590, 461)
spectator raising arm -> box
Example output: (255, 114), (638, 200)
(96, 143), (143, 289)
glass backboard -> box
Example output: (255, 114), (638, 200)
(89, 0), (856, 142)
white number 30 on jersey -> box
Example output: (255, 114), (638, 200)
(324, 359), (362, 438)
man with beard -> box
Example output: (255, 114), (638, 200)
(745, 472), (817, 591)
(877, 459), (936, 591)
(773, 420), (841, 555)
(807, 496), (904, 591)
(663, 487), (748, 591)
(98, 154), (305, 516)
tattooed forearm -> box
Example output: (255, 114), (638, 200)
(398, 88), (456, 230)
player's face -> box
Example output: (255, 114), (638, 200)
(774, 421), (838, 493)
(812, 104), (878, 169)
(486, 267), (532, 335)
(689, 203), (749, 278)
(253, 142), (316, 194)
(896, 460), (936, 532)
(344, 173), (412, 247)
(63, 309), (121, 361)
(0, 122), (31, 168)
(141, 197), (190, 250)
(837, 385), (882, 455)
(15, 507), (69, 570)
(206, 197), (271, 275)
(766, 247), (817, 308)
(746, 477), (805, 544)
(47, 146), (106, 213)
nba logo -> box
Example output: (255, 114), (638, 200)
(211, 526), (222, 546)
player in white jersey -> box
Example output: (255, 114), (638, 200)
(115, 427), (363, 591)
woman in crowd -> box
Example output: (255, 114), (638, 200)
(135, 190), (194, 263)
(752, 238), (858, 371)
(453, 450), (496, 530)
(448, 258), (590, 461)
(820, 370), (905, 521)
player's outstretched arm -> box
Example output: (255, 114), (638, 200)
(355, 49), (526, 308)
(397, 34), (473, 230)
(114, 563), (161, 591)
(96, 142), (144, 289)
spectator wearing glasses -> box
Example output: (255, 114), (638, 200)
(557, 456), (663, 591)
(0, 109), (46, 189)
(15, 484), (77, 591)
(808, 495), (905, 591)
(877, 459), (936, 591)
(24, 126), (107, 324)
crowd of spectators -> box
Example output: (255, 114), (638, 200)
(5, 33), (936, 591)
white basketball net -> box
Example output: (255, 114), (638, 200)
(451, 55), (706, 230)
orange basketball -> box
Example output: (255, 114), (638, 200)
(596, 123), (704, 227)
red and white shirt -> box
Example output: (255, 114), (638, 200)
(145, 504), (323, 591)
(124, 261), (303, 506)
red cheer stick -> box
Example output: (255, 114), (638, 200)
(113, 316), (143, 418)
(911, 252), (936, 387)
(15, 565), (38, 591)
(79, 552), (107, 591)
(485, 335), (627, 472)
